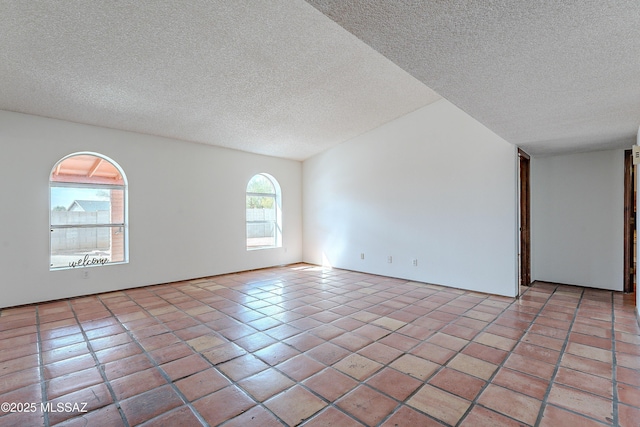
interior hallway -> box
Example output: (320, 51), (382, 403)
(0, 264), (638, 426)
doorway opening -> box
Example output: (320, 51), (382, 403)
(623, 149), (636, 294)
(518, 149), (531, 295)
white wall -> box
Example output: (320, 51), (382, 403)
(0, 111), (302, 308)
(531, 150), (624, 290)
(302, 99), (519, 297)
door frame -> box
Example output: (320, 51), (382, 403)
(623, 149), (635, 293)
(518, 149), (531, 289)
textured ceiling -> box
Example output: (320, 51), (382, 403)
(306, 0), (640, 156)
(0, 1), (439, 160)
(2, 2), (638, 160)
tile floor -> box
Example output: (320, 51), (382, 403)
(0, 263), (639, 426)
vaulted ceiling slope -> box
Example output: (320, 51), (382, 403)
(306, 0), (640, 156)
(0, 1), (439, 161)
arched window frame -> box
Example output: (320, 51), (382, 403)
(49, 152), (128, 270)
(246, 173), (282, 250)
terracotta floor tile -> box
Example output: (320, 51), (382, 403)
(135, 406), (201, 427)
(46, 366), (103, 400)
(547, 383), (613, 424)
(55, 404), (125, 427)
(42, 342), (90, 365)
(410, 342), (456, 364)
(0, 265), (637, 427)
(43, 354), (96, 380)
(336, 385), (398, 426)
(381, 405), (446, 427)
(529, 324), (568, 340)
(334, 353), (383, 381)
(265, 385), (327, 426)
(303, 367), (358, 401)
(492, 367), (549, 400)
(306, 341), (351, 365)
(234, 331), (277, 352)
(110, 368), (167, 400)
(428, 367), (486, 401)
(513, 342), (561, 365)
(40, 333), (84, 352)
(218, 354), (269, 381)
(303, 406), (365, 427)
(378, 333), (419, 351)
(566, 342), (612, 363)
(455, 317), (488, 331)
(474, 332), (517, 351)
(504, 353), (556, 380)
(617, 383), (640, 407)
(284, 332), (325, 352)
(160, 353), (210, 382)
(428, 332), (468, 351)
(407, 384), (471, 426)
(539, 404), (607, 427)
(330, 332), (373, 352)
(358, 342), (404, 364)
(366, 367), (422, 401)
(477, 384), (541, 425)
(404, 322), (446, 339)
(193, 385), (255, 426)
(185, 334), (226, 352)
(461, 342), (508, 365)
(372, 316), (407, 331)
(0, 383), (42, 411)
(560, 353), (612, 379)
(521, 331), (564, 351)
(389, 354), (439, 381)
(459, 405), (529, 427)
(254, 342), (300, 366)
(555, 366), (612, 399)
(352, 324), (390, 341)
(441, 324), (479, 340)
(568, 331), (613, 350)
(265, 324), (301, 340)
(279, 354), (327, 382)
(0, 367), (40, 395)
(616, 331), (640, 345)
(120, 385), (183, 426)
(447, 353), (497, 381)
(617, 365), (640, 388)
(619, 403), (640, 427)
(175, 368), (230, 401)
(201, 342), (246, 365)
(617, 351), (640, 370)
(238, 368), (295, 401)
(47, 383), (113, 425)
(221, 405), (283, 427)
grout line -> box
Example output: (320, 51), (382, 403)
(95, 292), (211, 427)
(35, 306), (51, 427)
(532, 285), (585, 426)
(2, 267), (636, 427)
(66, 300), (130, 427)
(611, 293), (619, 427)
(450, 284), (553, 427)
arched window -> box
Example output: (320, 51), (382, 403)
(246, 173), (281, 250)
(50, 153), (128, 269)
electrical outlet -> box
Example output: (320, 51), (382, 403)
(387, 256), (393, 263)
(360, 253), (365, 260)
(83, 270), (89, 279)
(412, 259), (418, 266)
